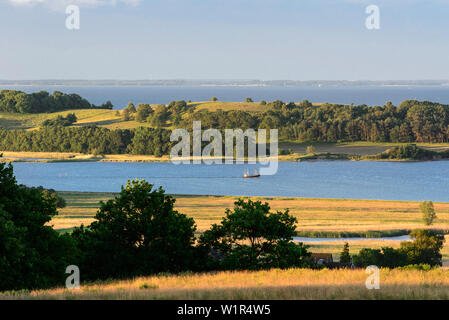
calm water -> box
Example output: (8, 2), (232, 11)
(10, 161), (449, 202)
(2, 85), (449, 108)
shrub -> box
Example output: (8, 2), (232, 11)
(353, 229), (445, 268)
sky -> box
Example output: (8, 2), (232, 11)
(0, 0), (448, 80)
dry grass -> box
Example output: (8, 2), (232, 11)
(190, 101), (269, 113)
(3, 268), (449, 300)
(0, 109), (119, 130)
(171, 196), (449, 233)
(50, 193), (449, 265)
(52, 193), (449, 234)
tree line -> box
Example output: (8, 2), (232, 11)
(350, 229), (445, 268)
(2, 99), (449, 156)
(113, 98), (449, 144)
(0, 90), (113, 113)
(180, 100), (449, 143)
(0, 126), (170, 156)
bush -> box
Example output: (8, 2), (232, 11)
(397, 264), (433, 271)
(352, 248), (384, 268)
(380, 144), (435, 160)
(279, 149), (293, 156)
(41, 113), (77, 127)
(353, 229), (445, 268)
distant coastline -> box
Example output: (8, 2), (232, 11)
(1, 79), (449, 87)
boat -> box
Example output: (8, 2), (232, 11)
(243, 169), (260, 178)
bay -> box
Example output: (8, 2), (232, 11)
(10, 160), (449, 202)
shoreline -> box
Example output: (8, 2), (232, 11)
(1, 150), (443, 163)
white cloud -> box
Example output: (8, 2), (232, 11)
(6, 0), (141, 10)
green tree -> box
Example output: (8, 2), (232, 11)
(245, 97), (253, 103)
(199, 199), (310, 270)
(126, 102), (136, 113)
(420, 201), (437, 225)
(122, 108), (131, 121)
(72, 179), (198, 280)
(352, 248), (383, 267)
(150, 105), (170, 127)
(340, 242), (351, 265)
(0, 159), (76, 290)
(211, 97), (218, 102)
(135, 104), (153, 123)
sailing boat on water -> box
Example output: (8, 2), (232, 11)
(243, 168), (260, 178)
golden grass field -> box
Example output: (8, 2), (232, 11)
(3, 268), (449, 300)
(50, 192), (449, 265)
(53, 192), (449, 233)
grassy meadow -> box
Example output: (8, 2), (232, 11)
(0, 101), (270, 131)
(51, 192), (449, 265)
(3, 268), (449, 300)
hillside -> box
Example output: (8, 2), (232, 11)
(0, 101), (269, 131)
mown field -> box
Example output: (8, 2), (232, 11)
(51, 192), (449, 264)
(3, 268), (449, 300)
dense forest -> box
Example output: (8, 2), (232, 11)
(125, 99), (449, 143)
(0, 126), (171, 156)
(1, 98), (449, 155)
(178, 100), (449, 143)
(0, 90), (113, 113)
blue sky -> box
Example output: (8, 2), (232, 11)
(0, 0), (448, 80)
